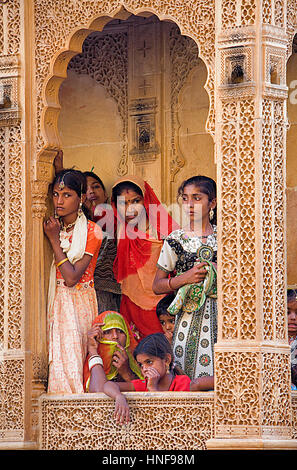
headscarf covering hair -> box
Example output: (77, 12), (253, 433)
(83, 311), (143, 391)
(112, 175), (179, 283)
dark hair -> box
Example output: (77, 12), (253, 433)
(287, 289), (297, 303)
(84, 171), (106, 192)
(177, 175), (217, 225)
(133, 333), (174, 370)
(156, 293), (176, 318)
(51, 169), (90, 218)
(111, 181), (143, 203)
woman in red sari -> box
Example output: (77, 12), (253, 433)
(111, 175), (178, 340)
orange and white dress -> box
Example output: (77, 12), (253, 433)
(47, 220), (102, 394)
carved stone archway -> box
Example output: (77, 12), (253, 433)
(29, 0), (216, 448)
(1, 0), (297, 450)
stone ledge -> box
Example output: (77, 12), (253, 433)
(39, 391), (214, 450)
(206, 438), (297, 450)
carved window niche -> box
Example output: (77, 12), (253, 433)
(225, 51), (251, 85)
(219, 47), (254, 99)
(129, 98), (160, 164)
(264, 50), (287, 99)
(268, 54), (284, 84)
(0, 55), (21, 127)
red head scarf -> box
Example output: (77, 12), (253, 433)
(112, 175), (179, 282)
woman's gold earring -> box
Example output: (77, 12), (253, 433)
(209, 208), (214, 221)
(78, 199), (83, 217)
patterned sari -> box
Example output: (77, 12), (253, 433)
(291, 337), (297, 389)
(157, 228), (217, 380)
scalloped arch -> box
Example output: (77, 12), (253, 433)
(36, 2), (215, 180)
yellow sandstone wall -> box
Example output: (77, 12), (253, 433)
(287, 51), (297, 286)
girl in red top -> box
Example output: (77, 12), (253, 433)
(88, 332), (214, 424)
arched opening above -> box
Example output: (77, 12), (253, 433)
(39, 6), (215, 183)
(43, 10), (214, 204)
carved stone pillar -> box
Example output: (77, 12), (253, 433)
(0, 0), (34, 449)
(30, 157), (54, 443)
(207, 0), (297, 449)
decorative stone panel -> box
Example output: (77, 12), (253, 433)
(40, 392), (214, 450)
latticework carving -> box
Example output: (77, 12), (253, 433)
(0, 358), (24, 440)
(169, 25), (200, 180)
(6, 124), (24, 350)
(220, 100), (239, 340)
(262, 352), (291, 434)
(40, 393), (214, 450)
(215, 351), (261, 438)
(0, 128), (5, 348)
(260, 98), (287, 342)
(238, 99), (256, 340)
(219, 99), (256, 341)
(67, 31), (129, 175)
(221, 0), (256, 28)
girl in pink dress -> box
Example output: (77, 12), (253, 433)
(44, 169), (102, 393)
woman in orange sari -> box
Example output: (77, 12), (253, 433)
(111, 175), (179, 340)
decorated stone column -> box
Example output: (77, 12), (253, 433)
(0, 0), (34, 449)
(207, 0), (297, 449)
(30, 159), (54, 444)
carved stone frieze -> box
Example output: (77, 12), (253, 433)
(40, 392), (214, 450)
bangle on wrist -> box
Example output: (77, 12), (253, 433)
(168, 277), (173, 291)
(88, 355), (103, 371)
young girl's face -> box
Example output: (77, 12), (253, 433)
(117, 188), (146, 225)
(53, 184), (82, 220)
(287, 300), (297, 338)
(86, 176), (106, 206)
(136, 353), (171, 379)
(159, 314), (175, 337)
(181, 184), (216, 225)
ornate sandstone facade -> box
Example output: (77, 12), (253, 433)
(0, 0), (297, 450)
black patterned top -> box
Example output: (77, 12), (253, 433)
(157, 227), (217, 274)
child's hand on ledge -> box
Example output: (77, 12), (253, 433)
(114, 394), (130, 425)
